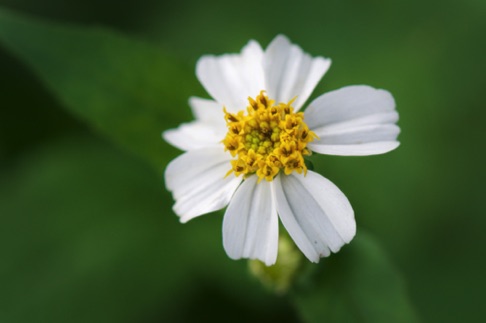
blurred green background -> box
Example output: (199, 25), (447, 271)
(0, 0), (484, 322)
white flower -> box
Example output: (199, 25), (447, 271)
(163, 35), (400, 266)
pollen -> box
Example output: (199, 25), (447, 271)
(223, 91), (317, 182)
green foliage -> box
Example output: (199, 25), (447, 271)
(0, 7), (198, 172)
(292, 233), (419, 323)
(0, 136), (295, 322)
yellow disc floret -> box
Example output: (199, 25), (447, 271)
(223, 91), (317, 182)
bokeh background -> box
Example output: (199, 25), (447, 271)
(1, 0), (485, 322)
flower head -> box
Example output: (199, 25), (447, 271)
(222, 91), (316, 181)
(164, 35), (400, 266)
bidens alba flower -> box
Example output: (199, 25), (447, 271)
(164, 35), (400, 266)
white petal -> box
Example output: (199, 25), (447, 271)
(164, 147), (242, 222)
(274, 171), (355, 263)
(164, 97), (227, 151)
(189, 97), (225, 125)
(305, 85), (400, 156)
(163, 121), (224, 151)
(264, 35), (331, 110)
(309, 141), (400, 156)
(305, 85), (397, 128)
(309, 124), (400, 155)
(223, 176), (279, 266)
(196, 40), (265, 112)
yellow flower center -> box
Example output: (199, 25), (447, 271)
(222, 91), (317, 182)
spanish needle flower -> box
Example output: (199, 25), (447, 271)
(164, 35), (400, 266)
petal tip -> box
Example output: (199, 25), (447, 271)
(161, 129), (174, 142)
(178, 216), (189, 224)
(263, 257), (277, 267)
(273, 34), (291, 44)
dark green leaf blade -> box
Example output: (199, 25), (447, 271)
(0, 136), (295, 323)
(291, 232), (420, 323)
(0, 7), (198, 171)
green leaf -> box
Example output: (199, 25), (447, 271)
(291, 232), (420, 323)
(0, 136), (296, 323)
(0, 7), (198, 171)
